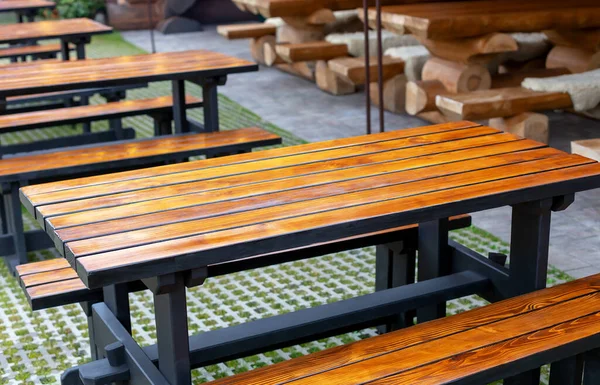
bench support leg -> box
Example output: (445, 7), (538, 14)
(583, 348), (600, 385)
(550, 355), (584, 385)
(102, 284), (132, 334)
(202, 80), (220, 133)
(504, 199), (553, 385)
(417, 218), (450, 323)
(4, 182), (28, 274)
(375, 242), (416, 333)
(172, 80), (189, 134)
(60, 40), (70, 61)
(80, 301), (100, 361)
(148, 273), (191, 385)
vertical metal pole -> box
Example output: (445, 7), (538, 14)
(7, 182), (27, 273)
(417, 218), (450, 323)
(375, 0), (384, 133)
(75, 41), (86, 60)
(148, 0), (157, 53)
(60, 40), (70, 61)
(154, 274), (191, 385)
(504, 199), (552, 385)
(172, 79), (188, 133)
(202, 80), (220, 133)
(362, 0), (371, 135)
(102, 284), (132, 334)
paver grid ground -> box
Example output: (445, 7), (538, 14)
(0, 27), (579, 384)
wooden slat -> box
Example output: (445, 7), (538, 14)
(208, 280), (600, 385)
(0, 18), (111, 45)
(21, 268), (78, 288)
(1, 127), (279, 183)
(217, 23), (276, 39)
(39, 131), (515, 224)
(15, 258), (70, 277)
(436, 87), (574, 120)
(572, 139), (600, 162)
(0, 95), (203, 133)
(0, 49), (256, 97)
(49, 143), (553, 245)
(366, 0), (600, 39)
(328, 56), (405, 85)
(23, 121), (481, 206)
(75, 161), (600, 288)
(0, 43), (61, 59)
(0, 0), (54, 12)
(275, 42), (349, 63)
(22, 121), (479, 197)
(26, 278), (89, 301)
(67, 153), (588, 260)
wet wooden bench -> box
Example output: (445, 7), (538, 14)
(1, 127), (281, 273)
(0, 95), (204, 156)
(0, 43), (64, 62)
(16, 215), (472, 311)
(207, 273), (600, 385)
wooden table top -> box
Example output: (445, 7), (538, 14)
(0, 0), (54, 12)
(20, 121), (600, 289)
(0, 18), (111, 45)
(0, 49), (257, 97)
(366, 0), (600, 39)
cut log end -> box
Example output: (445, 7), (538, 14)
(250, 35), (276, 65)
(315, 60), (355, 95)
(489, 113), (549, 144)
(369, 75), (408, 114)
(422, 57), (491, 93)
(546, 46), (600, 73)
(405, 80), (446, 116)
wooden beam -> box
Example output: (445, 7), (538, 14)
(436, 87), (573, 120)
(572, 139), (600, 162)
(418, 33), (518, 64)
(405, 80), (448, 115)
(217, 23), (276, 40)
(276, 41), (348, 63)
(276, 62), (316, 81)
(544, 29), (600, 52)
(491, 67), (571, 89)
(546, 46), (600, 73)
(422, 58), (491, 93)
(278, 23), (325, 44)
(315, 60), (355, 95)
(328, 56), (405, 85)
(489, 112), (549, 144)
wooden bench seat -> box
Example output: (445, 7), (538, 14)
(217, 23), (277, 40)
(0, 43), (62, 61)
(275, 42), (349, 63)
(328, 56), (405, 85)
(435, 87), (574, 120)
(0, 95), (203, 133)
(205, 273), (600, 384)
(16, 215), (472, 310)
(0, 127), (281, 184)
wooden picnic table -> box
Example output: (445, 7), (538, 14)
(0, 18), (111, 59)
(19, 121), (600, 384)
(0, 49), (257, 133)
(365, 0), (600, 39)
(0, 0), (54, 22)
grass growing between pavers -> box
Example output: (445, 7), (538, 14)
(0, 32), (571, 384)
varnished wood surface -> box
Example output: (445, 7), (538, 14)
(217, 23), (276, 39)
(364, 0), (600, 39)
(0, 49), (257, 97)
(0, 18), (111, 45)
(210, 274), (600, 384)
(436, 87), (574, 121)
(18, 122), (600, 289)
(0, 0), (54, 12)
(276, 42), (349, 63)
(0, 43), (60, 59)
(1, 127), (280, 182)
(328, 56), (405, 85)
(0, 95), (203, 133)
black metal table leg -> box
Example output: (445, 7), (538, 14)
(550, 355), (583, 385)
(80, 95), (92, 134)
(172, 79), (188, 134)
(417, 218), (450, 323)
(4, 182), (27, 273)
(504, 198), (553, 385)
(583, 348), (600, 385)
(60, 40), (70, 61)
(146, 273), (191, 385)
(375, 242), (416, 333)
(102, 284), (132, 334)
(75, 41), (87, 60)
(202, 79), (219, 133)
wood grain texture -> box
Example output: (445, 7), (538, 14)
(217, 23), (276, 39)
(365, 0), (600, 39)
(0, 49), (257, 97)
(2, 127), (279, 182)
(0, 0), (54, 12)
(23, 121), (480, 204)
(15, 258), (70, 277)
(328, 56), (405, 85)
(0, 95), (203, 133)
(544, 29), (600, 52)
(572, 139), (600, 162)
(418, 33), (518, 64)
(436, 87), (573, 120)
(0, 18), (111, 45)
(276, 41), (348, 63)
(0, 43), (61, 59)
(205, 275), (600, 385)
